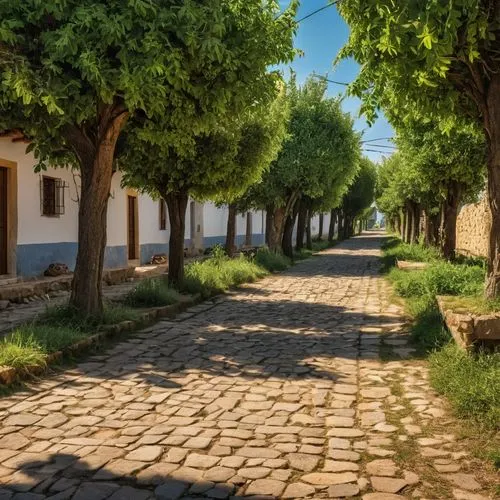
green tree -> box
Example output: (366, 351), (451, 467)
(248, 76), (360, 257)
(218, 90), (290, 257)
(0, 0), (297, 313)
(122, 82), (292, 286)
(396, 119), (486, 257)
(338, 0), (500, 296)
(340, 158), (377, 238)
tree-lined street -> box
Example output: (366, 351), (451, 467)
(0, 234), (496, 499)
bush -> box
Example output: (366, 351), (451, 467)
(407, 296), (451, 351)
(429, 343), (500, 430)
(125, 278), (181, 307)
(254, 248), (290, 272)
(181, 251), (268, 298)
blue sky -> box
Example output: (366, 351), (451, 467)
(279, 0), (394, 162)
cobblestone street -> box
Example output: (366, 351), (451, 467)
(0, 233), (496, 499)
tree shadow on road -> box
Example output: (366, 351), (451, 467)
(1, 451), (279, 499)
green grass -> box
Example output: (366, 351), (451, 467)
(383, 237), (500, 437)
(39, 303), (140, 331)
(381, 237), (441, 270)
(125, 277), (181, 307)
(181, 250), (268, 298)
(388, 262), (484, 298)
(0, 303), (143, 372)
(0, 325), (88, 369)
(429, 343), (500, 430)
(253, 248), (291, 272)
(438, 294), (500, 315)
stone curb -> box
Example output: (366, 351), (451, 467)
(0, 294), (202, 387)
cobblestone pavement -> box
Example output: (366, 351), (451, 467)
(0, 233), (496, 499)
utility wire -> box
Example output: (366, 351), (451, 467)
(366, 144), (397, 149)
(275, 0), (341, 23)
(361, 137), (394, 143)
(363, 148), (396, 154)
(312, 73), (349, 86)
(297, 0), (341, 23)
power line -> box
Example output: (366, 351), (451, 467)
(312, 73), (349, 86)
(275, 1), (340, 23)
(363, 148), (396, 154)
(297, 1), (341, 23)
(366, 144), (397, 149)
(361, 137), (394, 143)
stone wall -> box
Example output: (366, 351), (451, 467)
(456, 197), (490, 258)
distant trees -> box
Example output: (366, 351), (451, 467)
(375, 119), (485, 259)
(339, 158), (377, 239)
(237, 76), (360, 258)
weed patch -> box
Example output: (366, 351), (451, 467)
(429, 343), (500, 430)
(254, 248), (291, 272)
(181, 248), (268, 298)
(125, 277), (181, 307)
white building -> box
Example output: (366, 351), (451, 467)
(0, 138), (268, 279)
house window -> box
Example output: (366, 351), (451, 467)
(40, 176), (66, 216)
(159, 199), (167, 230)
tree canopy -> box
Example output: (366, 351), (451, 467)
(337, 0), (500, 296)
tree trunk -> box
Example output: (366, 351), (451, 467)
(165, 191), (189, 287)
(296, 200), (307, 250)
(401, 209), (407, 242)
(440, 181), (462, 260)
(68, 107), (128, 316)
(245, 212), (252, 247)
(282, 212), (296, 259)
(328, 209), (337, 242)
(343, 215), (349, 239)
(409, 202), (420, 244)
(405, 204), (412, 244)
(337, 210), (344, 240)
(423, 209), (432, 247)
(485, 74), (500, 297)
(306, 211), (312, 250)
(318, 214), (324, 240)
(394, 214), (401, 236)
(268, 206), (286, 252)
(265, 205), (273, 246)
(225, 204), (237, 257)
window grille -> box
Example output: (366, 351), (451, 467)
(40, 176), (66, 216)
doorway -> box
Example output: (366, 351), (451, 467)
(127, 194), (138, 261)
(0, 167), (7, 275)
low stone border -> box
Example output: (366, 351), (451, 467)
(437, 295), (500, 350)
(396, 259), (429, 271)
(0, 294), (202, 386)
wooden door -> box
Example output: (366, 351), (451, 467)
(127, 195), (137, 260)
(0, 167), (7, 275)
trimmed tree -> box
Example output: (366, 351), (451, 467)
(340, 158), (377, 238)
(338, 0), (500, 296)
(122, 82), (292, 286)
(249, 76), (360, 257)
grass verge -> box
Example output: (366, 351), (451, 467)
(0, 304), (141, 371)
(181, 251), (268, 298)
(125, 277), (181, 308)
(383, 237), (500, 439)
